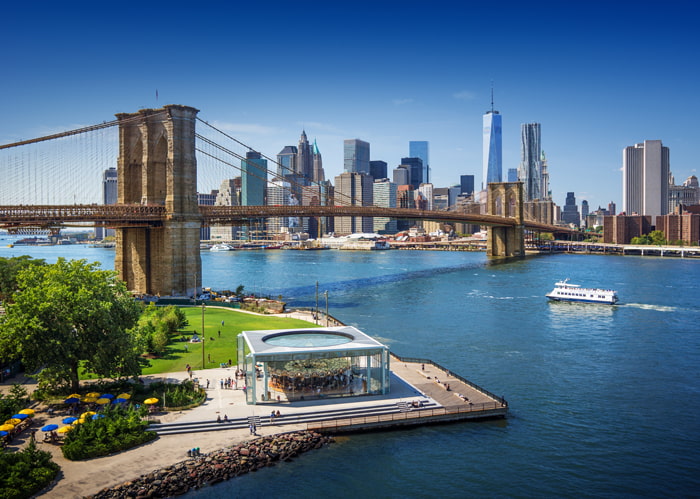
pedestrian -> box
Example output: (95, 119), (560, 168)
(249, 423), (254, 434)
(206, 379), (210, 389)
(217, 415), (221, 423)
(218, 330), (221, 338)
(221, 320), (224, 327)
(208, 353), (211, 363)
(223, 414), (228, 422)
(220, 379), (224, 389)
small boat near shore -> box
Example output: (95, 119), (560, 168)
(546, 279), (619, 305)
(210, 243), (234, 252)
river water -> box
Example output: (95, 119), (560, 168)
(2, 241), (699, 498)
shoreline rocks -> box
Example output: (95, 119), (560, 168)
(86, 431), (333, 498)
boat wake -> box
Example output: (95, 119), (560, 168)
(619, 303), (677, 313)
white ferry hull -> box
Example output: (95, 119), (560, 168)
(546, 279), (619, 305)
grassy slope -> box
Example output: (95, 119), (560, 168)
(140, 307), (316, 375)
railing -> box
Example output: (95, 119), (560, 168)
(306, 402), (506, 431)
(391, 354), (508, 407)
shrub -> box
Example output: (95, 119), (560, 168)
(0, 440), (60, 499)
(61, 405), (157, 461)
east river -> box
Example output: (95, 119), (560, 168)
(2, 241), (699, 498)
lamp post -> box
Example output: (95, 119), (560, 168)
(315, 281), (319, 324)
(324, 290), (329, 327)
(201, 303), (205, 369)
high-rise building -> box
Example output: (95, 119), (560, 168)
(198, 190), (218, 240)
(417, 183), (433, 210)
(482, 102), (502, 190)
(241, 151), (267, 239)
(297, 131), (313, 180)
(581, 200), (589, 227)
(95, 167), (117, 240)
(623, 140), (670, 218)
(561, 192), (581, 226)
(507, 168), (518, 183)
(460, 175), (474, 197)
(373, 179), (397, 234)
(370, 160), (388, 180)
(334, 172), (373, 234)
(401, 157), (424, 189)
(344, 139), (370, 174)
(211, 178), (241, 241)
(276, 146), (297, 179)
(393, 165), (410, 186)
(519, 123), (542, 201)
(608, 201), (617, 216)
(409, 141), (429, 184)
(312, 139), (325, 182)
(241, 151), (267, 206)
(266, 179), (293, 235)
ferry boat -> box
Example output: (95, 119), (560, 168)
(546, 279), (619, 305)
(209, 243), (234, 252)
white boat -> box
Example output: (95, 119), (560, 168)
(210, 243), (234, 252)
(546, 279), (619, 305)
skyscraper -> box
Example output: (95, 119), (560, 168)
(561, 192), (581, 226)
(276, 146), (297, 179)
(297, 131), (313, 179)
(334, 172), (373, 234)
(409, 141), (429, 184)
(519, 123), (542, 201)
(460, 175), (474, 196)
(344, 139), (370, 174)
(369, 160), (388, 180)
(241, 151), (267, 206)
(401, 157), (424, 189)
(96, 167), (117, 240)
(623, 140), (670, 218)
(312, 139), (325, 182)
(393, 165), (410, 186)
(507, 168), (518, 183)
(482, 101), (502, 190)
(373, 179), (397, 234)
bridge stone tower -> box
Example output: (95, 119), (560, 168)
(486, 182), (525, 257)
(114, 105), (201, 297)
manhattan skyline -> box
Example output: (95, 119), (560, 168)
(1, 1), (698, 210)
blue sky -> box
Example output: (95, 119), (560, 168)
(2, 1), (698, 210)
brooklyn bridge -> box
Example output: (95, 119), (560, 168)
(0, 105), (571, 297)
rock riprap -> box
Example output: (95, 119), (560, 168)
(87, 431), (333, 498)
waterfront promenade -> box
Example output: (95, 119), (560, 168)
(1, 352), (504, 498)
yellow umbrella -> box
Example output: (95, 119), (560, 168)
(72, 419), (84, 425)
(0, 424), (15, 431)
(19, 409), (35, 416)
(5, 419), (21, 425)
(82, 397), (98, 403)
(68, 393), (81, 398)
(117, 393), (131, 400)
(144, 398), (159, 405)
(95, 398), (110, 405)
(85, 392), (100, 398)
(81, 411), (96, 418)
(57, 425), (73, 434)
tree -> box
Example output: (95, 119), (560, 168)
(0, 258), (143, 392)
(0, 256), (45, 303)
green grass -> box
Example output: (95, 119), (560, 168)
(140, 307), (316, 375)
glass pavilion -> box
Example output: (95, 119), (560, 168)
(237, 326), (390, 405)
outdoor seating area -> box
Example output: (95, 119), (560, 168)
(1, 409), (34, 447)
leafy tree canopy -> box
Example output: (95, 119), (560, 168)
(0, 258), (143, 392)
(0, 256), (46, 303)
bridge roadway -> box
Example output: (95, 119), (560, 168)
(0, 204), (569, 233)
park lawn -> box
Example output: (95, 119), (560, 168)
(140, 307), (317, 375)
